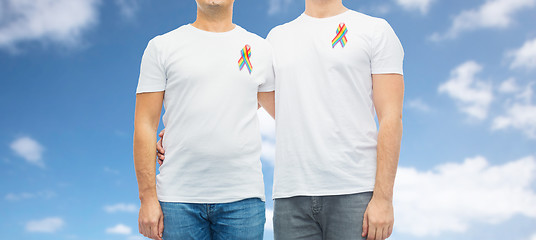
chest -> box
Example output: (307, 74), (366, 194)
(163, 39), (263, 90)
(274, 23), (373, 73)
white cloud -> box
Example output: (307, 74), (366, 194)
(0, 0), (100, 50)
(10, 136), (45, 167)
(509, 38), (536, 71)
(265, 208), (274, 231)
(438, 61), (493, 120)
(104, 166), (120, 175)
(373, 4), (392, 15)
(26, 217), (64, 233)
(517, 83), (534, 103)
(430, 0), (535, 40)
(394, 155), (536, 237)
(498, 78), (520, 93)
(104, 203), (138, 213)
(268, 0), (293, 15)
(127, 235), (146, 240)
(258, 109), (275, 165)
(261, 140), (276, 166)
(5, 192), (34, 201)
(5, 190), (55, 201)
(405, 98), (431, 112)
(531, 233), (536, 240)
(359, 4), (392, 15)
(492, 103), (536, 138)
(106, 224), (132, 235)
(394, 0), (435, 14)
(492, 81), (536, 138)
(115, 0), (139, 20)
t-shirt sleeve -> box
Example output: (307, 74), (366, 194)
(371, 19), (404, 75)
(257, 42), (276, 92)
(136, 37), (166, 93)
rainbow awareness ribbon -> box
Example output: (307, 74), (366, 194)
(332, 23), (348, 48)
(238, 44), (252, 74)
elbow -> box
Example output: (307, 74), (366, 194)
(134, 115), (160, 133)
(378, 111), (403, 124)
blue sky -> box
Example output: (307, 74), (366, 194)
(1, 0), (536, 239)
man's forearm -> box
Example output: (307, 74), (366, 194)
(373, 116), (402, 201)
(133, 125), (158, 201)
(258, 91), (275, 119)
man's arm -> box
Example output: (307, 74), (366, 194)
(258, 91), (275, 119)
(134, 91), (165, 240)
(363, 73), (404, 240)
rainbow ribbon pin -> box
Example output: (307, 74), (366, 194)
(238, 44), (253, 74)
(332, 23), (348, 48)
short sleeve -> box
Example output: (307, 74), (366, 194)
(257, 43), (276, 92)
(136, 37), (166, 93)
(371, 19), (404, 75)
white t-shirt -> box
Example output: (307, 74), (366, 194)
(267, 10), (404, 199)
(136, 24), (275, 203)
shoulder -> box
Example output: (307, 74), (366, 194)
(342, 10), (398, 41)
(267, 15), (302, 39)
(148, 25), (190, 47)
(346, 10), (390, 29)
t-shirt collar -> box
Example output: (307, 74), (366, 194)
(300, 9), (351, 22)
(186, 23), (242, 36)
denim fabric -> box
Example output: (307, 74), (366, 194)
(160, 198), (265, 240)
(273, 191), (373, 240)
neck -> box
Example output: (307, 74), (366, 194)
(304, 0), (347, 18)
(192, 4), (234, 32)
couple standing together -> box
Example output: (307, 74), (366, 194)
(133, 0), (404, 239)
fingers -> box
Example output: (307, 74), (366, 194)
(147, 222), (160, 240)
(152, 221), (162, 240)
(366, 224), (376, 240)
(156, 139), (165, 155)
(156, 140), (164, 153)
(375, 227), (382, 240)
(156, 133), (165, 164)
(158, 129), (165, 137)
(362, 211), (368, 237)
(371, 224), (392, 240)
(148, 224), (154, 239)
(158, 214), (164, 239)
(139, 218), (160, 240)
(140, 220), (148, 239)
(157, 151), (164, 165)
(145, 225), (154, 239)
(157, 152), (165, 160)
(383, 226), (390, 239)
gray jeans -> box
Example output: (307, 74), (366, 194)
(273, 191), (373, 240)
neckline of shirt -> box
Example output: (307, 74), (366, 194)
(300, 9), (351, 22)
(186, 23), (242, 36)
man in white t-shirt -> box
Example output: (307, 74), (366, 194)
(158, 0), (404, 239)
(133, 0), (275, 239)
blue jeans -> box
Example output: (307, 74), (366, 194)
(159, 198), (265, 240)
(274, 191), (373, 240)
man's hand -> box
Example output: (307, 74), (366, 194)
(138, 198), (164, 240)
(363, 73), (403, 240)
(133, 91), (165, 240)
(156, 129), (165, 165)
(362, 196), (394, 240)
